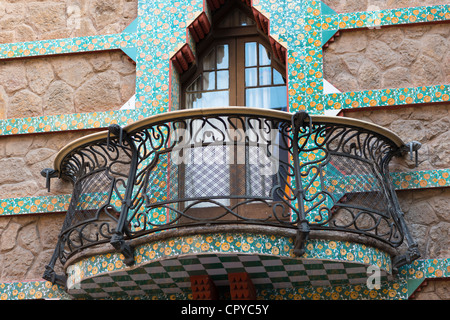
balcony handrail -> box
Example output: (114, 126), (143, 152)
(53, 107), (405, 173)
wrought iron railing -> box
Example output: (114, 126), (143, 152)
(42, 108), (420, 286)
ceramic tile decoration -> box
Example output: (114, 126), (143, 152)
(64, 233), (393, 299)
(3, 256), (448, 300)
(0, 0), (449, 300)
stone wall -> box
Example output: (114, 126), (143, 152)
(324, 22), (450, 92)
(0, 0), (137, 43)
(345, 103), (450, 172)
(0, 0), (138, 284)
(0, 51), (136, 119)
(322, 0), (450, 13)
(323, 2), (450, 300)
(0, 213), (66, 281)
(411, 279), (450, 300)
(0, 130), (97, 199)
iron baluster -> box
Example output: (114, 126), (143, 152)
(291, 111), (312, 256)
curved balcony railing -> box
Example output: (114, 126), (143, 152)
(41, 108), (421, 286)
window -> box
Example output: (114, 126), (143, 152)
(182, 4), (286, 110)
(177, 3), (288, 218)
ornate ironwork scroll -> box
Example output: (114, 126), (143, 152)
(43, 108), (420, 286)
(42, 126), (135, 285)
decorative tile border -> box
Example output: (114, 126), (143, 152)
(392, 169), (450, 190)
(0, 33), (137, 59)
(257, 279), (409, 300)
(0, 108), (151, 136)
(322, 5), (450, 32)
(322, 85), (450, 113)
(1, 258), (447, 300)
(397, 258), (450, 280)
(0, 194), (70, 216)
(67, 233), (392, 288)
(0, 280), (69, 300)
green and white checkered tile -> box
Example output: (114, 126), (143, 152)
(68, 254), (387, 299)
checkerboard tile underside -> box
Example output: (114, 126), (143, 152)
(68, 254), (387, 299)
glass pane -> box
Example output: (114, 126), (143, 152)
(186, 92), (201, 109)
(187, 90), (229, 109)
(217, 70), (229, 89)
(245, 86), (287, 110)
(245, 67), (257, 87)
(259, 67), (271, 86)
(245, 42), (257, 67)
(203, 49), (215, 70)
(258, 43), (271, 65)
(203, 71), (215, 90)
(186, 75), (201, 92)
(273, 68), (285, 85)
(216, 45), (229, 69)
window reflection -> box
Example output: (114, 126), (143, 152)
(185, 39), (286, 110)
(244, 41), (286, 110)
(245, 42), (257, 67)
(186, 44), (230, 109)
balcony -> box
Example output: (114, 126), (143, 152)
(42, 107), (420, 299)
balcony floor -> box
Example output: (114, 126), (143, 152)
(65, 231), (392, 299)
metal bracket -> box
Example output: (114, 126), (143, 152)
(293, 220), (310, 257)
(392, 243), (421, 273)
(110, 233), (134, 266)
(291, 110), (312, 131)
(107, 124), (126, 148)
(40, 168), (59, 192)
(402, 141), (421, 167)
(291, 111), (312, 257)
(42, 264), (67, 287)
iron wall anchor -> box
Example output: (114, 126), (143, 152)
(110, 233), (135, 266)
(293, 221), (310, 257)
(40, 168), (59, 192)
(42, 264), (67, 287)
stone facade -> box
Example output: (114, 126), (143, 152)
(411, 279), (450, 300)
(320, 5), (450, 299)
(324, 22), (450, 92)
(0, 0), (137, 43)
(0, 0), (137, 286)
(0, 51), (136, 119)
(0, 213), (66, 281)
(324, 27), (450, 265)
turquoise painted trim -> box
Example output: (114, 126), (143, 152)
(322, 4), (450, 31)
(407, 278), (425, 297)
(0, 280), (69, 300)
(121, 19), (138, 62)
(392, 169), (450, 190)
(0, 194), (71, 216)
(397, 258), (450, 280)
(0, 108), (150, 136)
(321, 2), (339, 45)
(0, 33), (137, 60)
